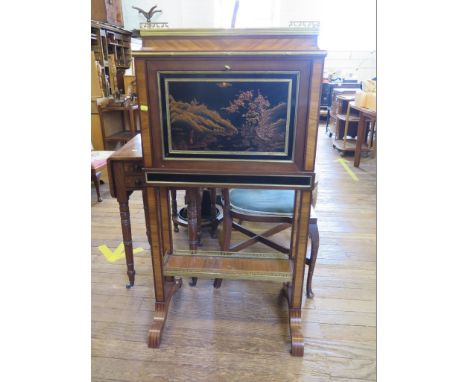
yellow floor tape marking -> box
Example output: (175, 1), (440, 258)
(337, 158), (359, 181)
(98, 242), (144, 263)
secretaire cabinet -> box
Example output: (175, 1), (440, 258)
(132, 27), (326, 356)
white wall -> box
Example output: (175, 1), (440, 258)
(325, 50), (376, 82)
(123, 0), (376, 80)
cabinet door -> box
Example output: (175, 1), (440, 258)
(140, 56), (321, 175)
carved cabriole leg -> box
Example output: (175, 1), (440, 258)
(145, 187), (181, 348)
(287, 189), (312, 356)
(306, 222), (320, 299)
(118, 193), (136, 288)
(170, 189), (179, 232)
(142, 188), (151, 245)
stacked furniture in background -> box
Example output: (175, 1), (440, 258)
(328, 85), (361, 139)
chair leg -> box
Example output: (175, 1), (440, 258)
(196, 190), (202, 246)
(306, 222), (319, 299)
(209, 188), (218, 238)
(213, 278), (223, 288)
(214, 189), (232, 289)
(170, 189), (179, 232)
(92, 169), (102, 202)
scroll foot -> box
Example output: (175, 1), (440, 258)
(281, 283), (304, 356)
(148, 278), (182, 348)
(289, 308), (304, 357)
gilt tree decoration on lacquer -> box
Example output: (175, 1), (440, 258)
(169, 95), (237, 150)
(223, 90), (287, 153)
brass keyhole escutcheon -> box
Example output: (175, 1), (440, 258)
(224, 65), (231, 71)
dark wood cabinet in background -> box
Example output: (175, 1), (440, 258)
(92, 0), (124, 26)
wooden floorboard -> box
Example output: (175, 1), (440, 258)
(91, 123), (376, 381)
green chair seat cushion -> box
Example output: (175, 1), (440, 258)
(229, 189), (295, 216)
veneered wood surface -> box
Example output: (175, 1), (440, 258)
(108, 134), (142, 160)
(164, 253), (292, 282)
(92, 122), (376, 380)
(140, 33), (319, 52)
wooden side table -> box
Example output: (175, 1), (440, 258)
(349, 102), (377, 167)
(99, 103), (140, 150)
(107, 134), (145, 288)
(107, 135), (218, 288)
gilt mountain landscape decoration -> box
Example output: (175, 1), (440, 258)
(158, 72), (299, 161)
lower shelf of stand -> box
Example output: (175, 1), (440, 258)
(163, 250), (293, 282)
(333, 139), (372, 153)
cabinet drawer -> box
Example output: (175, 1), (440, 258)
(124, 175), (145, 189)
(123, 161), (143, 174)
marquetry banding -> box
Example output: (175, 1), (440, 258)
(290, 190), (312, 308)
(169, 249), (290, 260)
(304, 59), (325, 171)
(164, 268), (292, 283)
(146, 187), (166, 301)
(135, 60), (153, 168)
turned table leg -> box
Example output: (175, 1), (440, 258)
(118, 193), (136, 288)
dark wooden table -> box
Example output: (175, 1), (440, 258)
(349, 101), (377, 167)
(107, 134), (212, 288)
(107, 134), (145, 288)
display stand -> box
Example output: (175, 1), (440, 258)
(133, 27), (326, 356)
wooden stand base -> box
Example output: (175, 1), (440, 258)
(281, 283), (304, 356)
(148, 277), (182, 348)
